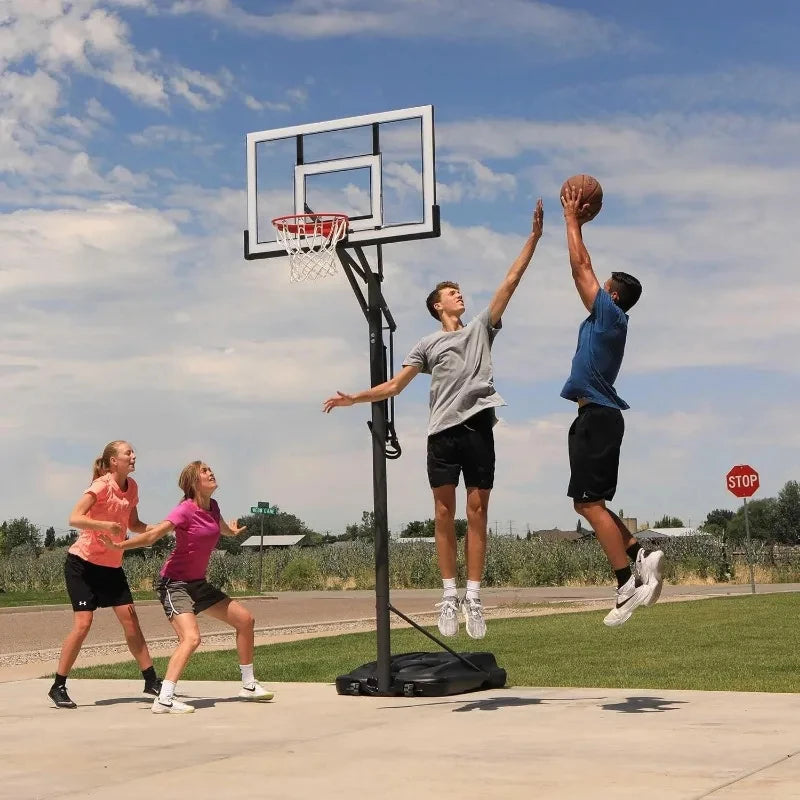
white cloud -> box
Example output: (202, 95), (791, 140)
(0, 1), (235, 114)
(244, 95), (290, 112)
(437, 158), (517, 203)
(85, 97), (114, 123)
(168, 0), (645, 51)
(286, 86), (307, 104)
(168, 66), (230, 110)
(243, 83), (308, 112)
(129, 124), (203, 146)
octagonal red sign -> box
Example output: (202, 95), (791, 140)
(726, 465), (759, 498)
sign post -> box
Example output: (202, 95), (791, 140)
(250, 502), (279, 593)
(726, 465), (760, 594)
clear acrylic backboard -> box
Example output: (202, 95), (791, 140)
(244, 105), (439, 259)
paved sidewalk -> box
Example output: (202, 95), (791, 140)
(3, 679), (800, 799)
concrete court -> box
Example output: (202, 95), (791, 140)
(2, 679), (800, 800)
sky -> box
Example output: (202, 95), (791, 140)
(1, 0), (798, 539)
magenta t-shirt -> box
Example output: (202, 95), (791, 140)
(160, 499), (222, 581)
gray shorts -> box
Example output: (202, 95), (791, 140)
(157, 577), (229, 619)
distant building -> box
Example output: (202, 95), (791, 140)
(533, 528), (592, 543)
(637, 527), (708, 539)
(240, 535), (308, 548)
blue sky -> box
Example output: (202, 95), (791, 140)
(1, 0), (798, 538)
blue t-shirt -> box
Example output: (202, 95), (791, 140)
(560, 288), (630, 410)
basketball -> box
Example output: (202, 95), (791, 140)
(561, 174), (603, 221)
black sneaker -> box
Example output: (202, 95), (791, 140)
(48, 683), (77, 709)
(143, 678), (162, 697)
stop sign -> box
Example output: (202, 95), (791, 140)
(726, 465), (759, 498)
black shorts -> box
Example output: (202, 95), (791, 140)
(427, 408), (496, 489)
(567, 404), (625, 502)
(64, 553), (134, 612)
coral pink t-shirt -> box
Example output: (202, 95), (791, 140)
(69, 474), (139, 568)
(160, 499), (222, 582)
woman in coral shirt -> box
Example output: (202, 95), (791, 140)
(48, 441), (162, 709)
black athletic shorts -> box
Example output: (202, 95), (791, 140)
(567, 403), (625, 503)
(64, 553), (134, 612)
(427, 408), (496, 489)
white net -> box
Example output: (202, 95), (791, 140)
(272, 214), (349, 282)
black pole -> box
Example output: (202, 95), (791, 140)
(367, 245), (391, 694)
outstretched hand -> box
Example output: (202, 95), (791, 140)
(227, 519), (246, 536)
(560, 183), (590, 223)
(323, 391), (356, 413)
(99, 533), (123, 550)
(532, 197), (543, 239)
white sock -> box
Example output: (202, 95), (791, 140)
(442, 578), (457, 599)
(466, 580), (481, 601)
(240, 663), (255, 688)
(158, 679), (176, 704)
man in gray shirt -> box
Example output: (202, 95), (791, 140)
(323, 200), (543, 639)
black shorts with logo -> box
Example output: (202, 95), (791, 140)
(567, 403), (625, 502)
(427, 408), (496, 489)
(64, 553), (134, 612)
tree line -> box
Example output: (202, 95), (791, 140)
(699, 480), (800, 546)
(1, 480), (798, 558)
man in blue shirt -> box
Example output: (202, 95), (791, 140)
(560, 183), (664, 627)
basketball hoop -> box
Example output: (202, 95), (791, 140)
(271, 213), (349, 282)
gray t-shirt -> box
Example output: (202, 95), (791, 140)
(403, 306), (506, 436)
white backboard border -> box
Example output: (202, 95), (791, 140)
(244, 105), (438, 260)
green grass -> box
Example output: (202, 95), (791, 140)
(0, 591), (159, 607)
(72, 593), (800, 692)
(0, 591), (69, 607)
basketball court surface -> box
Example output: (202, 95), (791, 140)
(2, 678), (799, 799)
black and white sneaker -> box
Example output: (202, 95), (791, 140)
(635, 549), (665, 606)
(48, 683), (77, 709)
(603, 576), (650, 627)
(238, 682), (275, 702)
(143, 678), (163, 697)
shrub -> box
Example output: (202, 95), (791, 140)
(2, 536), (798, 594)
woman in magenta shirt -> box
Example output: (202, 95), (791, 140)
(105, 460), (274, 714)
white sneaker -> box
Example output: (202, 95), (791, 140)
(435, 595), (460, 637)
(151, 697), (194, 714)
(635, 549), (665, 606)
(238, 682), (275, 702)
(603, 576), (649, 628)
(461, 596), (487, 639)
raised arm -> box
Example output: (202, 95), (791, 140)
(488, 198), (543, 326)
(561, 183), (600, 312)
(323, 364), (420, 412)
(101, 519), (175, 551)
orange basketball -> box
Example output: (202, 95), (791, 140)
(561, 174), (603, 222)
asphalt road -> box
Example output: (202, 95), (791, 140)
(2, 583), (797, 656)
